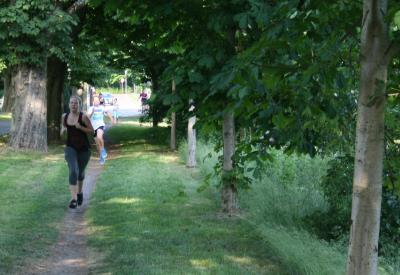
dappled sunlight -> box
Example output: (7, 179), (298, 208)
(128, 236), (140, 242)
(119, 120), (152, 127)
(59, 258), (86, 266)
(42, 154), (63, 162)
(118, 119), (169, 128)
(156, 154), (179, 163)
(0, 112), (11, 120)
(355, 170), (369, 190)
(109, 151), (151, 160)
(190, 259), (216, 270)
(32, 97), (45, 113)
(87, 225), (112, 235)
(126, 139), (147, 144)
(110, 150), (180, 164)
(225, 255), (254, 265)
(104, 197), (143, 204)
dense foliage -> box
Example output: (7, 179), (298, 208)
(0, 0), (77, 66)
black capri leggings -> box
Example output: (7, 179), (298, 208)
(64, 146), (91, 185)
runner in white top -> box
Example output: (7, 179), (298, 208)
(112, 98), (119, 124)
(88, 96), (115, 164)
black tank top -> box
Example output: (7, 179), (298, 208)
(64, 112), (90, 152)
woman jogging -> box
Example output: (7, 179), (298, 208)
(61, 96), (94, 209)
(89, 96), (115, 165)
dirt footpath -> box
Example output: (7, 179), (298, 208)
(19, 159), (103, 275)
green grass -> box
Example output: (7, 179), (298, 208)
(87, 124), (286, 274)
(97, 87), (128, 95)
(179, 139), (397, 275)
(0, 147), (69, 273)
(0, 112), (11, 121)
(97, 87), (142, 95)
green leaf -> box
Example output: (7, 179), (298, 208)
(198, 55), (214, 69)
(188, 70), (203, 83)
(394, 10), (400, 28)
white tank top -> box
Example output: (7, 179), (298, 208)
(89, 105), (105, 130)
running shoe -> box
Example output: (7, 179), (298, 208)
(69, 199), (77, 209)
(77, 193), (83, 206)
(101, 148), (107, 159)
(99, 156), (105, 165)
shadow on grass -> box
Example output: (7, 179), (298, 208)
(88, 155), (286, 274)
(88, 193), (285, 274)
(87, 123), (287, 274)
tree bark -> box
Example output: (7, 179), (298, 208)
(2, 68), (13, 112)
(47, 56), (67, 144)
(346, 1), (388, 274)
(170, 79), (176, 150)
(170, 112), (176, 150)
(9, 64), (47, 151)
(82, 82), (89, 111)
(221, 111), (238, 214)
(187, 101), (196, 168)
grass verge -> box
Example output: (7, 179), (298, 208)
(87, 124), (286, 274)
(0, 147), (69, 273)
(179, 139), (396, 275)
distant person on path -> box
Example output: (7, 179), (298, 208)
(99, 92), (105, 105)
(88, 96), (115, 165)
(61, 96), (94, 209)
(139, 90), (148, 113)
(113, 98), (119, 124)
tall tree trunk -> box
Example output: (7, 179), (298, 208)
(221, 112), (238, 214)
(9, 64), (47, 151)
(82, 82), (89, 111)
(170, 112), (176, 150)
(346, 1), (389, 274)
(2, 68), (13, 112)
(187, 100), (196, 168)
(47, 56), (66, 144)
(170, 79), (176, 150)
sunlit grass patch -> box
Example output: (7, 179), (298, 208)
(103, 197), (143, 205)
(190, 258), (217, 269)
(0, 112), (11, 121)
(225, 255), (254, 265)
(87, 124), (286, 274)
(117, 117), (169, 128)
(106, 122), (169, 146)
